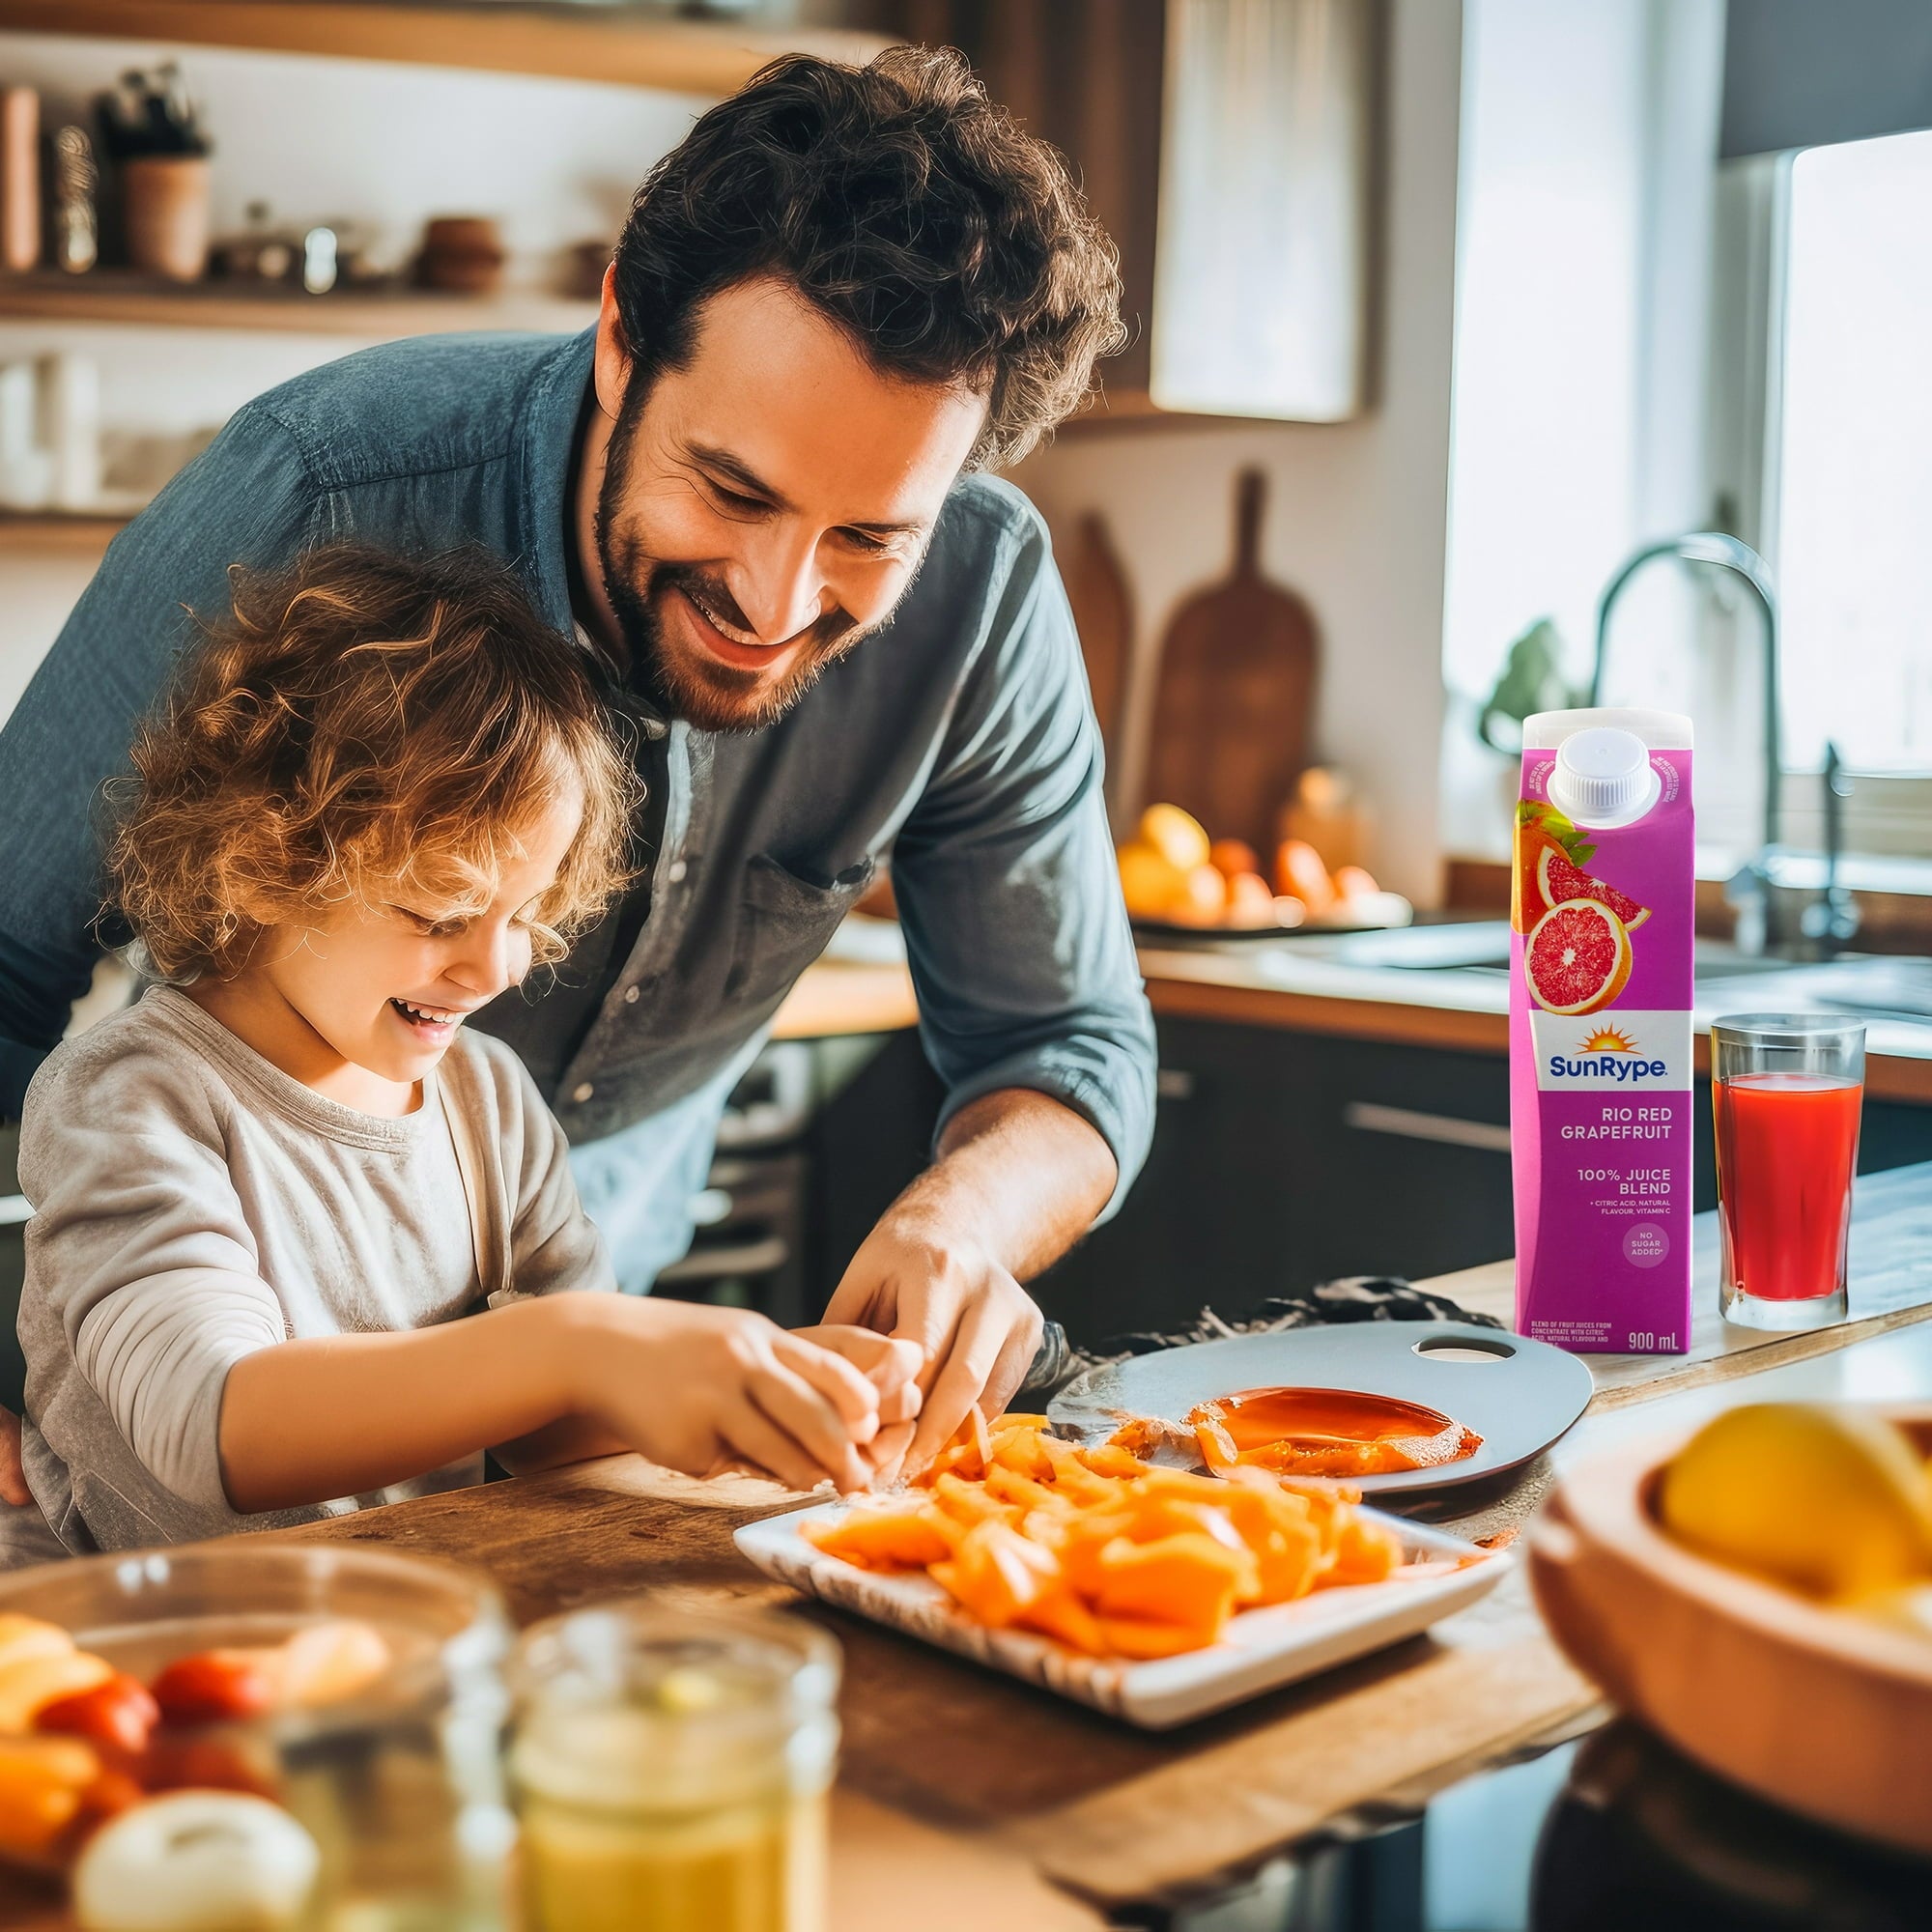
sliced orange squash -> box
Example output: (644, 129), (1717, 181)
(1092, 1531), (1256, 1630)
(804, 1502), (954, 1571)
(803, 1414), (1408, 1661)
(1317, 1511), (1405, 1587)
(1095, 1616), (1223, 1660)
(982, 1464), (1064, 1514)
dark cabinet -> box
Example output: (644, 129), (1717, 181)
(1031, 1019), (1932, 1347)
(1032, 1022), (1519, 1344)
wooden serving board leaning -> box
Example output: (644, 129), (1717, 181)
(1141, 468), (1319, 853)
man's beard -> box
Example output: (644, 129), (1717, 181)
(594, 415), (867, 734)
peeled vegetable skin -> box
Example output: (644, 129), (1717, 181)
(1658, 1404), (1932, 1600)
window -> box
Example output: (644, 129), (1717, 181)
(1776, 129), (1932, 777)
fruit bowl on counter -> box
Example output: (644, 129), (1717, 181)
(1529, 1405), (1932, 1856)
(1118, 803), (1411, 939)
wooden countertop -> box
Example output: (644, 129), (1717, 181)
(263, 1164), (1932, 1914)
(6, 1167), (1927, 1925)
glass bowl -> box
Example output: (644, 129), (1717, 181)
(0, 1542), (515, 1927)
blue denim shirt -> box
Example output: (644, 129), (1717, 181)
(0, 329), (1154, 1290)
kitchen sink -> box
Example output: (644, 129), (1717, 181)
(1297, 921), (1813, 981)
(1792, 956), (1932, 1025)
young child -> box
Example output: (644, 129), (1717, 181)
(9, 544), (914, 1562)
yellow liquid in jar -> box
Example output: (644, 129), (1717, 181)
(519, 1788), (826, 1932)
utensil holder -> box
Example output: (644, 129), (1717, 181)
(124, 154), (212, 282)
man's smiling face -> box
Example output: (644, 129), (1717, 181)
(587, 275), (988, 731)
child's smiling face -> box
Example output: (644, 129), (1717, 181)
(206, 790), (585, 1114)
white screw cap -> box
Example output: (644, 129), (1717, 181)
(1548, 726), (1660, 828)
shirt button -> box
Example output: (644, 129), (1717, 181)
(666, 859), (688, 883)
(571, 1081), (595, 1104)
(622, 984), (640, 1005)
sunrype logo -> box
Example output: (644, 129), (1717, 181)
(1548, 1026), (1667, 1083)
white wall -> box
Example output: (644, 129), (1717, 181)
(1011, 0), (1464, 908)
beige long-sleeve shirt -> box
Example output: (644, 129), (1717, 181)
(14, 986), (613, 1557)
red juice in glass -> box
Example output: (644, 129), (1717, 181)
(1711, 1017), (1864, 1330)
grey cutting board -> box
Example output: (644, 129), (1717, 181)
(1047, 1321), (1594, 1496)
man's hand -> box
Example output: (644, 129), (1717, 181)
(822, 1222), (1043, 1477)
(0, 1406), (31, 1509)
(820, 1087), (1115, 1474)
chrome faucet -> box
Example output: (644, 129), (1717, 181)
(1800, 741), (1861, 956)
(1590, 532), (1780, 955)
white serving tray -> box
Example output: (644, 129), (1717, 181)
(734, 1501), (1511, 1729)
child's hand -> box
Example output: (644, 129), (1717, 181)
(793, 1324), (923, 1486)
(561, 1296), (883, 1493)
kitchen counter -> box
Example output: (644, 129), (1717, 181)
(242, 1162), (1932, 1919)
(5, 1169), (1926, 1927)
(776, 919), (1932, 1104)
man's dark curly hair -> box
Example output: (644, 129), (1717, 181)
(610, 45), (1126, 469)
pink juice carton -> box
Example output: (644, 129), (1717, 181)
(1511, 708), (1694, 1353)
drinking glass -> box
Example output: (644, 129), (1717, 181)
(1713, 1013), (1864, 1329)
(508, 1601), (839, 1932)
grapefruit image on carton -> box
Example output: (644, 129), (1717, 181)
(1523, 898), (1632, 1016)
(1535, 842), (1649, 930)
(1512, 800), (1651, 935)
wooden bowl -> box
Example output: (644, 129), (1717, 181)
(1528, 1408), (1932, 1856)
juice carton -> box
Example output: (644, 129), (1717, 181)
(1511, 708), (1694, 1353)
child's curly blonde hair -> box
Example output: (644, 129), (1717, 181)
(109, 543), (638, 983)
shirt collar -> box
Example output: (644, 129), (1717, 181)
(515, 326), (599, 639)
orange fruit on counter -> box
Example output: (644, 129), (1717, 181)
(1168, 864), (1229, 926)
(1224, 871), (1279, 928)
(1138, 803), (1211, 871)
(1208, 838), (1261, 882)
(1117, 841), (1188, 921)
(1274, 838), (1337, 917)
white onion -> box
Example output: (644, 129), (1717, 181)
(72, 1791), (320, 1932)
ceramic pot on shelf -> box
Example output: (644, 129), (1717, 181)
(124, 154), (212, 282)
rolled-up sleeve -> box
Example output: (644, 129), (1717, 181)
(19, 1073), (284, 1511)
(0, 405), (325, 1117)
(890, 505), (1156, 1217)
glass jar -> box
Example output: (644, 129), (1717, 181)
(0, 1542), (514, 1929)
(508, 1602), (839, 1932)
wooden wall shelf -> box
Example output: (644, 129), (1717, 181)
(0, 2), (891, 98)
(0, 270), (597, 337)
(0, 510), (127, 549)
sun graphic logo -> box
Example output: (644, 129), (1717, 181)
(1576, 1026), (1639, 1054)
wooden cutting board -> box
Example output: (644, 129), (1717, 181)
(1064, 508), (1132, 804)
(1142, 469), (1318, 852)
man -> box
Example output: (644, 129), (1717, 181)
(0, 47), (1154, 1498)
